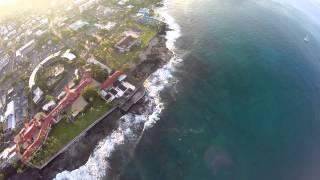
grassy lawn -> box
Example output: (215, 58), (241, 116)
(30, 97), (112, 166)
(93, 21), (159, 70)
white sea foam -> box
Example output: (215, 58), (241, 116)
(54, 1), (181, 179)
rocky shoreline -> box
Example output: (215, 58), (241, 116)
(4, 24), (173, 180)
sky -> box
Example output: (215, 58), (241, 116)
(0, 0), (71, 18)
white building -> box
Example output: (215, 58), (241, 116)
(62, 49), (77, 61)
(118, 0), (129, 6)
(5, 30), (17, 41)
(35, 29), (47, 37)
(16, 40), (35, 57)
(88, 56), (112, 73)
(74, 0), (87, 6)
(33, 87), (44, 104)
(0, 54), (9, 72)
(100, 73), (136, 102)
(137, 8), (150, 16)
(42, 100), (56, 112)
(0, 26), (8, 36)
(4, 101), (15, 130)
(79, 0), (100, 13)
(69, 20), (89, 31)
(96, 5), (113, 17)
(0, 145), (18, 169)
(94, 22), (116, 31)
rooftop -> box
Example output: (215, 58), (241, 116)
(69, 20), (89, 31)
(16, 39), (35, 57)
(42, 100), (56, 112)
(117, 36), (136, 49)
(100, 71), (123, 90)
(5, 101), (15, 130)
(61, 49), (76, 61)
(33, 87), (44, 104)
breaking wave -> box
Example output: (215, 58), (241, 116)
(54, 2), (181, 180)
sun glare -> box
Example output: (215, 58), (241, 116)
(0, 0), (15, 5)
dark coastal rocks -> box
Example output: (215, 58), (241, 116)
(131, 33), (173, 82)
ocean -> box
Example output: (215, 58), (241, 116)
(55, 0), (320, 180)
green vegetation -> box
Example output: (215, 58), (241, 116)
(61, 28), (74, 39)
(30, 97), (111, 166)
(36, 32), (60, 48)
(92, 21), (159, 71)
(66, 0), (162, 71)
(10, 0), (161, 168)
(90, 64), (109, 82)
(81, 85), (99, 102)
(73, 78), (80, 85)
(0, 123), (5, 153)
(16, 168), (23, 174)
(36, 61), (67, 92)
(45, 95), (54, 102)
(75, 58), (86, 68)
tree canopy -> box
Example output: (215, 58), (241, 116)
(90, 64), (109, 82)
(81, 85), (99, 102)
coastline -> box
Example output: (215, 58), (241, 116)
(3, 1), (182, 179)
(54, 15), (181, 178)
(53, 3), (182, 178)
(5, 22), (179, 179)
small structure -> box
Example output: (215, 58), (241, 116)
(94, 22), (116, 31)
(53, 65), (65, 77)
(4, 101), (15, 130)
(127, 5), (134, 9)
(35, 29), (47, 37)
(96, 5), (113, 18)
(29, 51), (62, 89)
(0, 54), (9, 72)
(0, 25), (9, 36)
(7, 88), (14, 97)
(57, 91), (66, 101)
(16, 40), (35, 57)
(100, 71), (123, 90)
(74, 0), (86, 5)
(88, 56), (112, 73)
(99, 71), (136, 102)
(118, 0), (129, 6)
(136, 8), (158, 24)
(61, 49), (76, 61)
(0, 145), (18, 168)
(32, 87), (44, 104)
(42, 100), (56, 112)
(137, 8), (150, 16)
(69, 20), (89, 31)
(79, 0), (100, 13)
(114, 31), (140, 53)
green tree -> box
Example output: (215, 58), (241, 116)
(17, 168), (24, 174)
(37, 79), (49, 92)
(73, 78), (80, 85)
(75, 58), (86, 68)
(90, 64), (109, 82)
(45, 95), (54, 102)
(81, 85), (99, 102)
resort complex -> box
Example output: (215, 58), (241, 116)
(0, 0), (161, 173)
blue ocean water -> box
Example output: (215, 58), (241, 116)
(120, 0), (320, 180)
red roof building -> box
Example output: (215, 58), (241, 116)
(15, 70), (92, 162)
(100, 71), (123, 90)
